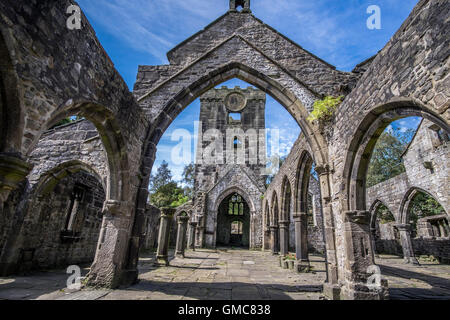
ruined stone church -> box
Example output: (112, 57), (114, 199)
(0, 0), (448, 300)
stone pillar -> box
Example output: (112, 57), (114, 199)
(395, 224), (419, 264)
(0, 154), (33, 208)
(269, 225), (279, 255)
(195, 215), (205, 248)
(87, 200), (134, 288)
(370, 227), (379, 258)
(175, 215), (189, 258)
(279, 220), (289, 256)
(341, 211), (389, 300)
(188, 221), (197, 250)
(315, 165), (340, 300)
(438, 220), (446, 237)
(156, 208), (175, 266)
(293, 212), (310, 272)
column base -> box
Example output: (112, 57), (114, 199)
(120, 269), (139, 287)
(175, 252), (185, 258)
(340, 280), (389, 300)
(404, 256), (420, 265)
(295, 259), (310, 273)
(322, 283), (341, 300)
(156, 255), (169, 266)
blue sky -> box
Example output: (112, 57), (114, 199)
(77, 0), (420, 181)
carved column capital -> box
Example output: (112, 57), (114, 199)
(102, 200), (133, 216)
(293, 212), (307, 221)
(189, 221), (198, 227)
(314, 164), (331, 176)
(344, 210), (371, 225)
(160, 207), (176, 218)
(177, 215), (189, 224)
(394, 223), (412, 232)
(279, 220), (290, 228)
(0, 154), (33, 203)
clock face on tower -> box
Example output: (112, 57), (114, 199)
(225, 92), (247, 112)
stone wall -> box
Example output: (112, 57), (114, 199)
(366, 117), (449, 262)
(367, 119), (449, 221)
(263, 132), (324, 253)
(327, 0), (449, 296)
(6, 170), (104, 273)
(0, 120), (108, 274)
(142, 204), (161, 251)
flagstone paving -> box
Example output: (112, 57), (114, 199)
(0, 249), (449, 300)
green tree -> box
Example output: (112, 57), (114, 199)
(149, 160), (172, 194)
(375, 204), (395, 224)
(366, 127), (415, 187)
(148, 161), (189, 208)
(181, 163), (195, 199)
(408, 191), (445, 230)
(150, 182), (188, 208)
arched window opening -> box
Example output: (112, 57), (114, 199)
(231, 221), (243, 235)
(408, 191), (447, 238)
(229, 113), (241, 124)
(228, 193), (244, 216)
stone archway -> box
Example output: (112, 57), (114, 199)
(0, 160), (106, 275)
(128, 4), (348, 291)
(399, 187), (448, 225)
(340, 99), (450, 298)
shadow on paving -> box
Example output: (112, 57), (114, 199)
(0, 267), (90, 300)
(379, 264), (450, 300)
(111, 278), (323, 300)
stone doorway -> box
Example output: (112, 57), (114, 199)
(216, 193), (250, 248)
(230, 221), (244, 246)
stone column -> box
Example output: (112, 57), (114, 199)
(156, 207), (175, 266)
(341, 210), (389, 300)
(293, 212), (310, 272)
(370, 227), (379, 258)
(188, 221), (197, 250)
(395, 223), (419, 264)
(195, 215), (205, 248)
(86, 200), (135, 288)
(438, 220), (446, 237)
(175, 215), (189, 258)
(0, 154), (33, 208)
(315, 165), (340, 300)
(279, 220), (289, 256)
(269, 225), (279, 255)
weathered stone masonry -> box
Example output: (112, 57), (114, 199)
(0, 0), (448, 300)
(366, 118), (449, 262)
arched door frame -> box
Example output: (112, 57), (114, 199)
(214, 188), (252, 248)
